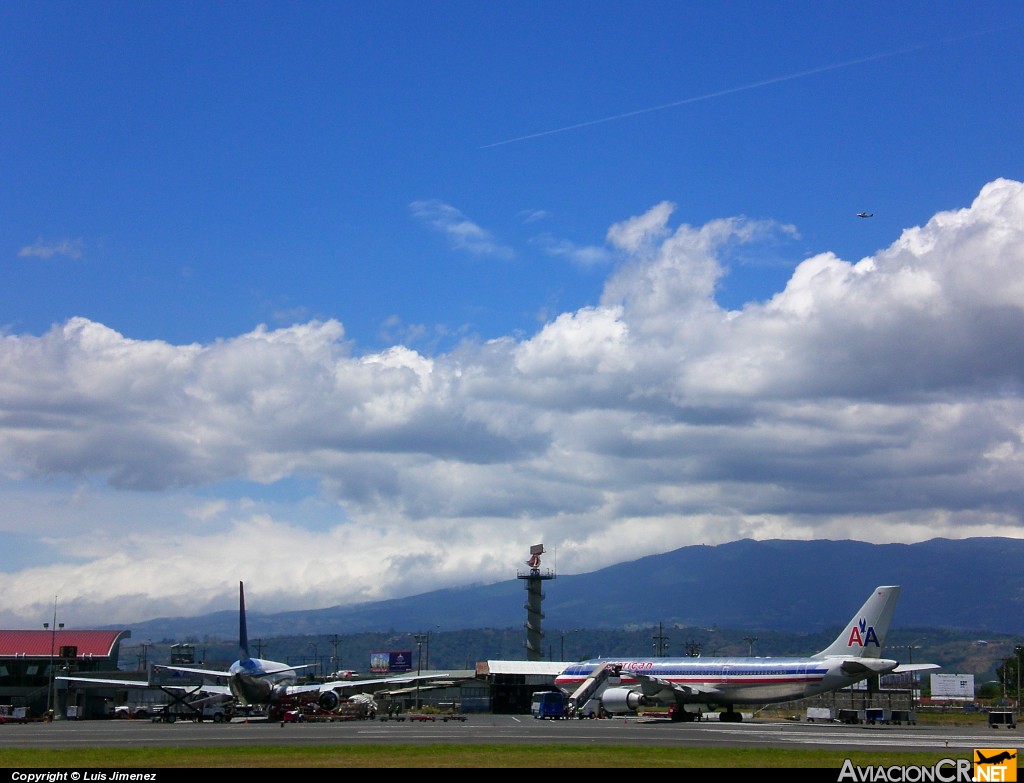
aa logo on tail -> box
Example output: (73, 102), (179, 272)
(846, 618), (881, 648)
(974, 748), (1017, 782)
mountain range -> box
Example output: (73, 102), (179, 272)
(111, 537), (1024, 641)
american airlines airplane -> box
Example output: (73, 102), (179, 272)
(554, 584), (938, 722)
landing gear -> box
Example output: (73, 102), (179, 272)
(668, 706), (698, 722)
(719, 708), (743, 723)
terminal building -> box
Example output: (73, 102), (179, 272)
(0, 629), (131, 719)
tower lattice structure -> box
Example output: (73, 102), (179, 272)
(517, 544), (555, 661)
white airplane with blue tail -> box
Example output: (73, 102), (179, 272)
(152, 581), (430, 713)
(61, 581), (431, 716)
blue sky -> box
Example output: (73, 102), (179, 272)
(2, 2), (1024, 627)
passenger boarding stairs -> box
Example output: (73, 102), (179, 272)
(567, 662), (621, 717)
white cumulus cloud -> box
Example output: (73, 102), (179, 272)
(1, 179), (1023, 626)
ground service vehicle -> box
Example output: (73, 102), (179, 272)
(149, 702), (234, 723)
(531, 690), (568, 719)
(988, 711), (1018, 729)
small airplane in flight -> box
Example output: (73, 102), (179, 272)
(857, 212), (874, 218)
(554, 584), (938, 723)
(60, 581), (432, 715)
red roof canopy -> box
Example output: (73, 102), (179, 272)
(0, 629), (129, 659)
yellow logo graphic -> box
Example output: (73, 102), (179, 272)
(974, 748), (1017, 782)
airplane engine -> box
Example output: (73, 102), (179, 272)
(601, 687), (647, 714)
(318, 690), (341, 712)
(269, 683), (291, 703)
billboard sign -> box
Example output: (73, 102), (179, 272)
(370, 650), (413, 673)
(930, 673), (975, 700)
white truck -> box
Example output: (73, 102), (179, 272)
(805, 707), (834, 722)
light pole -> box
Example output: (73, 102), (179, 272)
(414, 633), (428, 710)
(43, 595), (62, 719)
(307, 642), (318, 678)
(1016, 644), (1022, 710)
(560, 629), (581, 661)
(907, 645), (921, 711)
(425, 625), (440, 670)
(652, 623), (669, 657)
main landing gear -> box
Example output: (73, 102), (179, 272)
(669, 706), (699, 722)
(668, 705), (743, 722)
(719, 707), (743, 723)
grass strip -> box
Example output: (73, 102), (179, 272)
(0, 744), (969, 768)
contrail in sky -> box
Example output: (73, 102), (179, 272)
(479, 34), (990, 150)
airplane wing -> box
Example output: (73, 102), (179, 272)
(57, 674), (233, 696)
(155, 662), (316, 680)
(250, 663), (317, 677)
(631, 672), (722, 700)
(153, 664), (230, 679)
(893, 663), (941, 673)
(57, 675), (180, 689)
(325, 674), (426, 688)
(288, 672), (442, 695)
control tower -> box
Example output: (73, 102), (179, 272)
(517, 543), (555, 660)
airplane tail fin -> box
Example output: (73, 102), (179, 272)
(238, 581), (251, 664)
(814, 585), (900, 659)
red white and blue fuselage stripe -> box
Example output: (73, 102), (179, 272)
(555, 657), (835, 702)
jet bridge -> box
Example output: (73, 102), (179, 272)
(567, 662), (621, 718)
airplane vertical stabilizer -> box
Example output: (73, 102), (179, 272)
(814, 585), (900, 659)
(238, 581), (251, 664)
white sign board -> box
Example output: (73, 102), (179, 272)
(930, 673), (975, 700)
